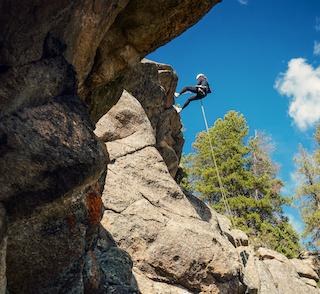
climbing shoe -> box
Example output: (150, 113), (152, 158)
(173, 105), (182, 113)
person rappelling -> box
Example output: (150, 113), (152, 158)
(173, 73), (212, 113)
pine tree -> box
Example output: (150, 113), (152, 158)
(182, 111), (301, 257)
(248, 131), (300, 256)
(294, 132), (320, 248)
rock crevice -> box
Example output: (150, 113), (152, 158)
(1, 1), (319, 293)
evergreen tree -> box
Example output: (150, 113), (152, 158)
(294, 131), (320, 247)
(248, 131), (300, 256)
(182, 111), (300, 257)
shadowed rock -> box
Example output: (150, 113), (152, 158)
(91, 60), (183, 177)
(0, 205), (6, 294)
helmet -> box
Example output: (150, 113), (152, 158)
(196, 73), (206, 80)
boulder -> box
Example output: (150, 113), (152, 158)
(95, 90), (156, 161)
(216, 214), (249, 247)
(256, 247), (289, 263)
(237, 246), (260, 294)
(97, 91), (241, 293)
(299, 251), (320, 278)
(1, 94), (108, 293)
(290, 258), (319, 281)
(134, 269), (193, 294)
(91, 60), (183, 177)
(254, 249), (320, 294)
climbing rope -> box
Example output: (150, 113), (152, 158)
(199, 99), (235, 227)
(199, 99), (250, 266)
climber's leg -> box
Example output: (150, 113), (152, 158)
(181, 94), (205, 110)
(180, 86), (198, 95)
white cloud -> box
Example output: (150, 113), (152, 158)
(314, 41), (320, 56)
(238, 0), (248, 5)
(275, 58), (320, 130)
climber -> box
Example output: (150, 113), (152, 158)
(173, 73), (212, 113)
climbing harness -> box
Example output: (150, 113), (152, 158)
(199, 99), (235, 226)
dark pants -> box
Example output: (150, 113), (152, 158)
(179, 86), (206, 110)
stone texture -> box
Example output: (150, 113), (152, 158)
(83, 244), (139, 293)
(0, 1), (224, 292)
(0, 95), (107, 205)
(299, 251), (320, 278)
(0, 204), (6, 294)
(253, 248), (320, 294)
(255, 260), (279, 294)
(134, 269), (193, 294)
(156, 107), (184, 177)
(0, 0), (220, 94)
(256, 247), (289, 263)
(95, 90), (156, 161)
(237, 246), (260, 294)
(91, 60), (184, 177)
(84, 0), (221, 89)
(0, 0), (130, 85)
(0, 51), (76, 117)
(6, 180), (105, 294)
(156, 62), (179, 108)
(301, 277), (318, 288)
(290, 258), (319, 281)
(97, 92), (241, 293)
(1, 76), (109, 293)
(258, 258), (319, 294)
(216, 214), (249, 247)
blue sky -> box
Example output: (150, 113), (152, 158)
(148, 0), (320, 241)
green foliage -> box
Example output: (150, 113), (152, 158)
(181, 111), (301, 257)
(294, 132), (320, 248)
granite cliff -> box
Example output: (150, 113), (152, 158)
(0, 1), (319, 293)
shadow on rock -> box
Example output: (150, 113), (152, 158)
(184, 191), (212, 222)
(84, 224), (139, 294)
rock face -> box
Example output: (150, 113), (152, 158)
(0, 33), (109, 293)
(94, 62), (320, 294)
(92, 60), (184, 177)
(0, 1), (219, 292)
(299, 251), (320, 279)
(0, 0), (220, 90)
(255, 249), (320, 294)
(1, 1), (320, 293)
(1, 72), (109, 293)
(0, 205), (6, 294)
(96, 90), (242, 293)
(235, 246), (320, 294)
